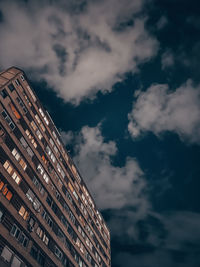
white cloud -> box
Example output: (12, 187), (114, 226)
(128, 80), (200, 144)
(0, 0), (158, 104)
(65, 125), (149, 211)
(161, 50), (174, 69)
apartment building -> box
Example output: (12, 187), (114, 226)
(0, 67), (111, 267)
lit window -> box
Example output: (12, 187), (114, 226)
(50, 138), (54, 146)
(4, 161), (21, 184)
(44, 116), (49, 125)
(27, 85), (36, 102)
(19, 206), (29, 220)
(35, 114), (41, 124)
(3, 160), (10, 170)
(3, 187), (13, 201)
(10, 103), (21, 119)
(36, 129), (42, 140)
(73, 191), (79, 201)
(43, 173), (49, 184)
(12, 171), (21, 184)
(43, 233), (49, 245)
(12, 148), (27, 171)
(30, 121), (37, 131)
(19, 159), (27, 171)
(36, 226), (43, 238)
(37, 164), (44, 175)
(39, 108), (44, 117)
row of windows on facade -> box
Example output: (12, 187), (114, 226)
(5, 106), (109, 252)
(0, 116), (107, 259)
(0, 206), (74, 267)
(0, 197), (95, 267)
(1, 155), (103, 267)
(0, 82), (107, 241)
(0, 115), (108, 263)
(0, 86), (109, 254)
(12, 128), (108, 262)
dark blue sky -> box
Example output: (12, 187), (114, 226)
(1, 0), (200, 266)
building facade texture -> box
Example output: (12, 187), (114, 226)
(0, 67), (111, 267)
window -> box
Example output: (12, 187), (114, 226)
(10, 103), (21, 119)
(42, 233), (49, 245)
(26, 85), (36, 101)
(73, 190), (79, 201)
(30, 121), (37, 131)
(12, 255), (23, 267)
(35, 114), (41, 124)
(15, 79), (21, 86)
(1, 110), (15, 130)
(0, 88), (8, 99)
(2, 186), (13, 201)
(0, 208), (3, 221)
(0, 124), (5, 137)
(12, 171), (21, 184)
(43, 173), (49, 184)
(19, 232), (29, 248)
(44, 116), (49, 125)
(20, 137), (34, 158)
(12, 148), (27, 170)
(37, 164), (44, 175)
(8, 83), (15, 92)
(16, 96), (27, 113)
(30, 245), (45, 266)
(26, 189), (41, 212)
(20, 75), (25, 81)
(19, 206), (29, 220)
(36, 129), (42, 140)
(3, 160), (21, 184)
(0, 178), (13, 201)
(55, 190), (60, 200)
(10, 224), (21, 239)
(33, 176), (45, 196)
(54, 246), (63, 260)
(36, 226), (43, 238)
(26, 189), (34, 202)
(1, 246), (13, 263)
(42, 210), (53, 228)
(69, 211), (75, 224)
(25, 129), (37, 148)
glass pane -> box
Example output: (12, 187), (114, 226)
(1, 246), (13, 262)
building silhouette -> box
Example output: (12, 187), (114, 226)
(0, 67), (111, 267)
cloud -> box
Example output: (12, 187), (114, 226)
(0, 0), (158, 104)
(128, 80), (200, 144)
(161, 50), (174, 70)
(63, 124), (150, 211)
(157, 16), (168, 30)
(111, 211), (200, 267)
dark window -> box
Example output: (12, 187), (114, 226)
(0, 89), (8, 98)
(8, 83), (15, 92)
(30, 245), (38, 259)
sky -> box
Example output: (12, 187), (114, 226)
(0, 0), (200, 266)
